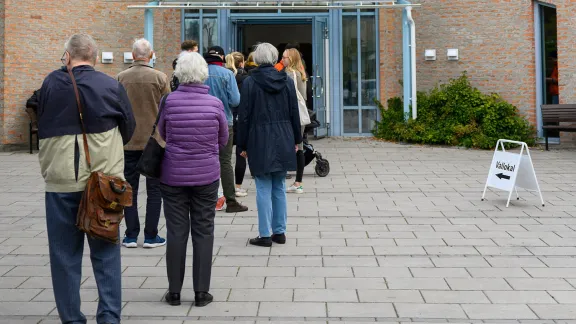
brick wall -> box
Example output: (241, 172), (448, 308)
(380, 0), (576, 145)
(1, 0), (180, 149)
(0, 0), (5, 142)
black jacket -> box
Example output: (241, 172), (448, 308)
(38, 65), (135, 144)
(236, 65), (302, 176)
(234, 68), (249, 89)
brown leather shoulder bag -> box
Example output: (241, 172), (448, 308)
(68, 68), (133, 244)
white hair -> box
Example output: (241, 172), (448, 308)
(65, 34), (98, 63)
(132, 38), (152, 59)
(175, 52), (209, 84)
(253, 42), (278, 66)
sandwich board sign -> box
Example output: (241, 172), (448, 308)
(481, 139), (545, 207)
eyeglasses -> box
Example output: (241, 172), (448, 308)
(60, 51), (67, 65)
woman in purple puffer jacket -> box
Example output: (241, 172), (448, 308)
(157, 51), (229, 308)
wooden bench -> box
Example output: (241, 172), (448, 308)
(541, 104), (576, 150)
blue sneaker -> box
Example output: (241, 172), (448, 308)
(122, 237), (138, 248)
(143, 235), (166, 248)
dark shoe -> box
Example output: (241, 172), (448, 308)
(195, 292), (213, 307)
(286, 174), (293, 179)
(165, 292), (181, 306)
(226, 201), (248, 213)
(272, 233), (286, 244)
(249, 236), (272, 247)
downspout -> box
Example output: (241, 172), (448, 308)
(406, 6), (417, 119)
(397, 0), (412, 121)
(144, 1), (158, 67)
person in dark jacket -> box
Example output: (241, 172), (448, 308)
(225, 52), (250, 197)
(38, 33), (135, 324)
(171, 40), (199, 91)
(236, 43), (302, 247)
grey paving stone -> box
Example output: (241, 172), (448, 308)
(0, 277), (28, 289)
(446, 278), (513, 290)
(410, 267), (471, 278)
(323, 257), (378, 267)
(352, 267), (412, 278)
(377, 257), (434, 267)
(530, 304), (576, 319)
(525, 268), (576, 278)
(430, 257), (491, 268)
(294, 289), (357, 302)
(0, 289), (42, 301)
(485, 290), (557, 304)
(265, 277), (325, 289)
(296, 267), (353, 277)
(467, 267), (530, 278)
(357, 289), (423, 303)
(387, 278), (450, 290)
(507, 278), (575, 291)
(421, 290), (490, 304)
(327, 302), (395, 317)
(0, 302), (55, 315)
(326, 278), (387, 289)
(237, 266), (295, 277)
(191, 301), (259, 317)
(259, 302), (326, 317)
(462, 304), (538, 319)
(547, 290), (576, 303)
(485, 257), (547, 268)
(395, 303), (467, 319)
(229, 288), (293, 301)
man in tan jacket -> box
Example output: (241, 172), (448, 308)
(117, 38), (170, 248)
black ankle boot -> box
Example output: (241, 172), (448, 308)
(165, 292), (180, 306)
(272, 233), (286, 244)
(249, 236), (272, 247)
(195, 291), (213, 307)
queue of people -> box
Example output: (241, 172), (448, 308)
(37, 33), (308, 323)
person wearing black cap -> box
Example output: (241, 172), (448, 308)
(204, 46), (248, 213)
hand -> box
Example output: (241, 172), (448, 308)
(240, 151), (247, 158)
(295, 144), (299, 152)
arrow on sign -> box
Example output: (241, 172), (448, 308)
(496, 173), (510, 180)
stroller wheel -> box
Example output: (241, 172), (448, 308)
(315, 159), (330, 177)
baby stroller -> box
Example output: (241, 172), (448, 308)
(303, 110), (330, 177)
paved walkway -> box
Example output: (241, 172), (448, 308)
(1, 138), (576, 323)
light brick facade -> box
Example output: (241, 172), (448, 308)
(0, 0), (574, 149)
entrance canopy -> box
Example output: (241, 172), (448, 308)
(128, 0), (419, 10)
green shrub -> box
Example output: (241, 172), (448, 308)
(373, 73), (536, 149)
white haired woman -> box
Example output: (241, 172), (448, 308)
(236, 43), (302, 247)
(158, 52), (229, 307)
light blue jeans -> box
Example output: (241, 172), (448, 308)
(254, 171), (288, 237)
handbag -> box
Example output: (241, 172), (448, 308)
(136, 94), (169, 179)
(292, 71), (311, 126)
(68, 69), (133, 244)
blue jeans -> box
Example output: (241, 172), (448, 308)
(46, 192), (122, 324)
(254, 171), (288, 237)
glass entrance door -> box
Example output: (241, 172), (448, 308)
(312, 17), (329, 138)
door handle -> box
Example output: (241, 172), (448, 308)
(317, 75), (324, 98)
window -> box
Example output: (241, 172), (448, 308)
(183, 10), (218, 55)
(342, 10), (378, 135)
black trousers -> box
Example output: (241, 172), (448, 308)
(123, 150), (162, 240)
(160, 180), (219, 293)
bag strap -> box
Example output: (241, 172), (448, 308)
(291, 71), (306, 104)
(68, 68), (92, 171)
(151, 94), (169, 136)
